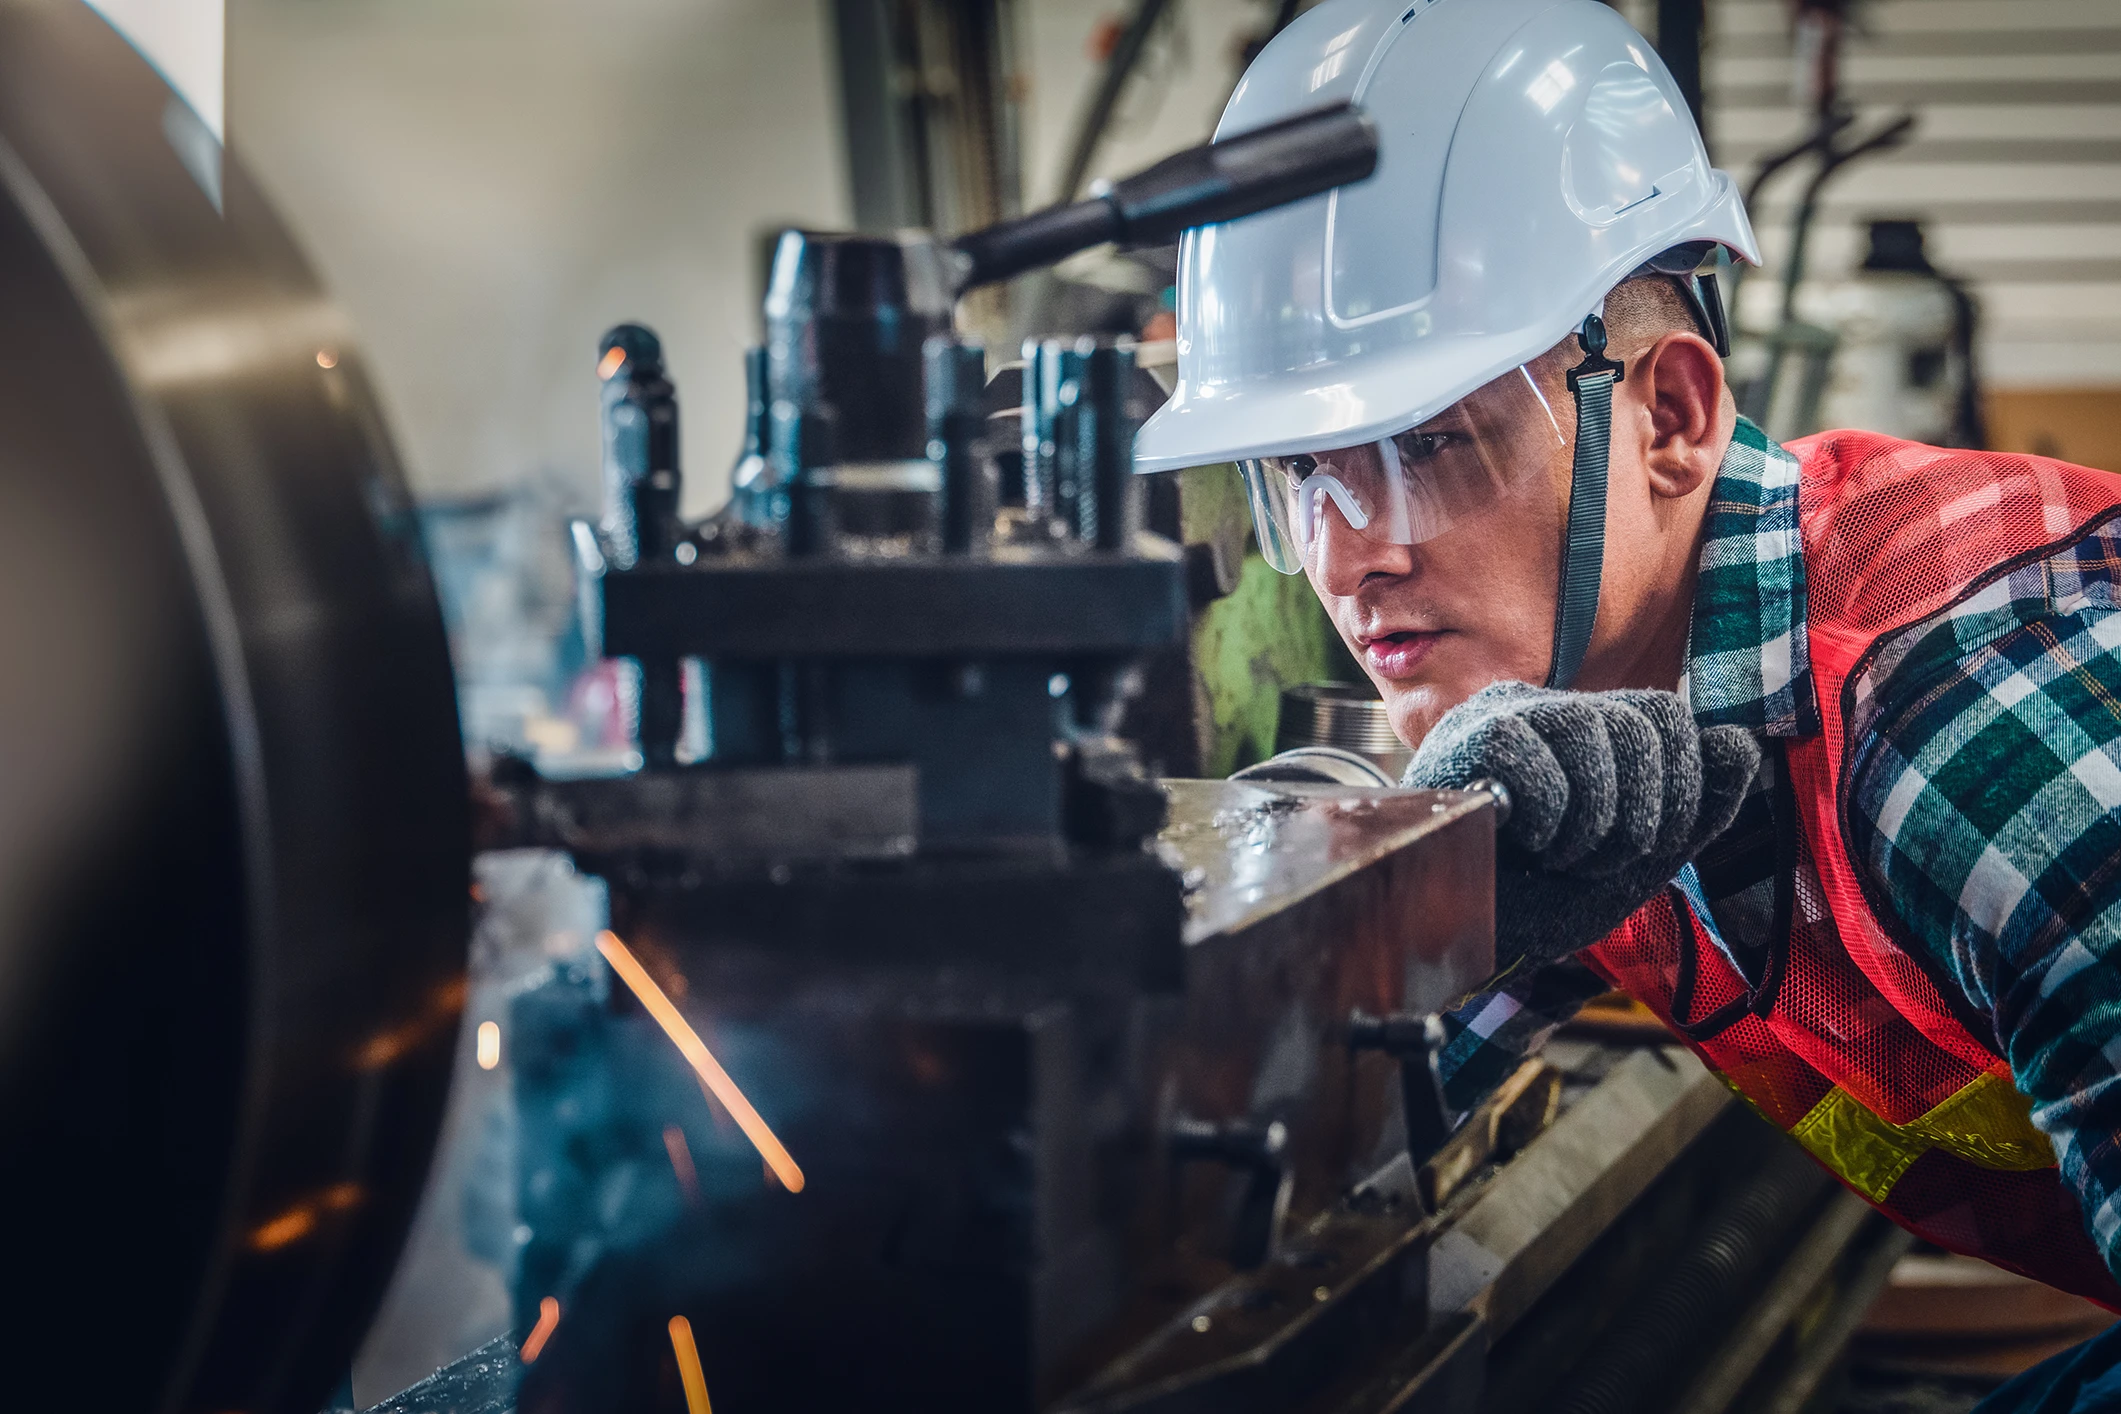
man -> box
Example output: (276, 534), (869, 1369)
(1134, 0), (2121, 1406)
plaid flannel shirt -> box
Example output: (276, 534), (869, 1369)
(1433, 419), (2121, 1282)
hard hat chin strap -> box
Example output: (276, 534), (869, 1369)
(1549, 312), (1625, 689)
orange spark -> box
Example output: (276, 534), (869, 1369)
(668, 1316), (714, 1414)
(664, 1124), (700, 1204)
(520, 1296), (561, 1363)
(596, 931), (806, 1193)
(355, 977), (468, 1071)
(597, 346), (627, 381)
(693, 1073), (737, 1136)
(246, 1181), (364, 1252)
(247, 1206), (316, 1252)
(477, 1020), (502, 1070)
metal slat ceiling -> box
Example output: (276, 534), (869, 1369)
(1706, 0), (2121, 385)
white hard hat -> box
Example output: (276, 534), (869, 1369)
(1133, 0), (1759, 476)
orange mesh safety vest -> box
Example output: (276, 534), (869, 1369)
(1584, 430), (2121, 1309)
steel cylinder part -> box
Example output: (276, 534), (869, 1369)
(924, 336), (992, 554)
(1277, 682), (1413, 780)
(597, 321), (681, 569)
(727, 343), (776, 525)
(1021, 335), (1142, 549)
(763, 229), (953, 557)
(1078, 340), (1138, 550)
(1020, 336), (1070, 527)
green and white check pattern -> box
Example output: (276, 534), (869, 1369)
(1686, 418), (1820, 738)
(1435, 424), (2121, 1282)
(1845, 514), (2121, 1263)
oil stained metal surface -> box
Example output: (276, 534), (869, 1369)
(494, 780), (1495, 1412)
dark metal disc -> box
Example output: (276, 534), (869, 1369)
(0, 5), (469, 1410)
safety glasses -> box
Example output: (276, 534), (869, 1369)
(1237, 363), (1568, 575)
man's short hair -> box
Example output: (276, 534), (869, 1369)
(1603, 274), (1702, 353)
(1529, 274), (1709, 383)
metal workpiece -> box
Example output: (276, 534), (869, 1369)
(475, 780), (1497, 1413)
(0, 5), (469, 1411)
(1160, 783), (1490, 987)
(1149, 780), (1497, 1220)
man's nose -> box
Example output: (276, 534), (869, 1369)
(1308, 496), (1414, 596)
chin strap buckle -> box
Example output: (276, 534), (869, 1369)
(1565, 312), (1626, 393)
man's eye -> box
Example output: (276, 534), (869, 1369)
(1399, 432), (1453, 460)
(1286, 455), (1318, 481)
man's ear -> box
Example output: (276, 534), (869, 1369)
(1634, 332), (1729, 501)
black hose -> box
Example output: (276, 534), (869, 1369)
(1549, 1154), (1830, 1414)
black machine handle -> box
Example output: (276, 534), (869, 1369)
(949, 102), (1379, 292)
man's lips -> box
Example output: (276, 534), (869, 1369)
(1360, 629), (1445, 678)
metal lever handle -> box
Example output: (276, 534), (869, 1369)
(1169, 1116), (1291, 1269)
(949, 103), (1379, 291)
(1348, 1009), (1458, 1171)
(1170, 1115), (1288, 1169)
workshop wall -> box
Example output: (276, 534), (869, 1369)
(228, 0), (852, 520)
(1707, 0), (2121, 390)
(229, 0), (1263, 518)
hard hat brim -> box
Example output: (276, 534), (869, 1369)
(1133, 328), (1540, 475)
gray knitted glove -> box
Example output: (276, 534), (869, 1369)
(1404, 682), (1761, 969)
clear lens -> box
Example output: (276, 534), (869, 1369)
(1238, 364), (1567, 575)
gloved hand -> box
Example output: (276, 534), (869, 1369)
(1404, 682), (1760, 969)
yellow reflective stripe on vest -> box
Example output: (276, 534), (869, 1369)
(1787, 1070), (2056, 1204)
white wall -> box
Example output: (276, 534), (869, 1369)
(228, 0), (1273, 515)
(229, 0), (850, 517)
